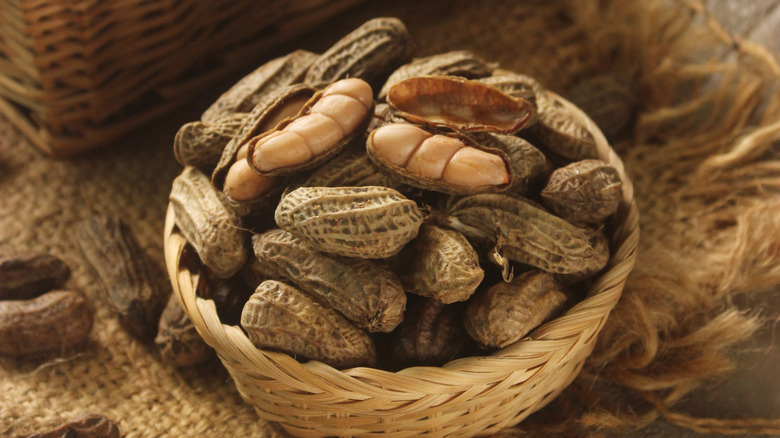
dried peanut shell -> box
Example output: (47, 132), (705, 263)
(155, 293), (212, 367)
(366, 123), (514, 195)
(446, 193), (609, 276)
(567, 73), (635, 141)
(478, 73), (545, 126)
(202, 49), (317, 122)
(173, 113), (247, 174)
(275, 186), (423, 259)
(386, 75), (533, 134)
(304, 17), (413, 90)
(541, 159), (623, 224)
(251, 229), (406, 332)
(285, 148), (405, 195)
(399, 224), (483, 303)
(464, 270), (567, 349)
(378, 50), (497, 100)
(170, 167), (248, 279)
(520, 90), (598, 161)
(389, 296), (468, 368)
(78, 215), (169, 340)
(241, 280), (377, 369)
(0, 253), (70, 301)
(468, 132), (550, 194)
(0, 291), (93, 357)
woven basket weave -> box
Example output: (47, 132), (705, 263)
(163, 92), (640, 437)
(0, 0), (361, 158)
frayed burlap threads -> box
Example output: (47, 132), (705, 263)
(522, 0), (780, 435)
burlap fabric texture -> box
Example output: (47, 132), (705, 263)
(2, 0), (779, 436)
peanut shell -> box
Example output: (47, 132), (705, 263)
(464, 270), (568, 349)
(241, 280), (377, 369)
(275, 186), (423, 259)
(173, 113), (247, 174)
(202, 49), (317, 122)
(0, 253), (70, 301)
(541, 159), (623, 224)
(251, 229), (406, 332)
(155, 294), (212, 367)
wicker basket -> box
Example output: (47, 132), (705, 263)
(163, 93), (640, 437)
(0, 0), (361, 158)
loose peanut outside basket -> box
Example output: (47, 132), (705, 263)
(163, 92), (639, 438)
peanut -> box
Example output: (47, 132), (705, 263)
(541, 159), (623, 224)
(0, 291), (93, 357)
(155, 294), (212, 367)
(241, 280), (377, 369)
(0, 253), (70, 301)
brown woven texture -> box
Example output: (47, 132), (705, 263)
(2, 0), (779, 436)
(0, 0), (361, 157)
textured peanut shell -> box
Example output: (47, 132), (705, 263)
(173, 113), (247, 174)
(464, 270), (568, 349)
(241, 280), (377, 369)
(378, 50), (497, 100)
(567, 73), (635, 141)
(520, 90), (598, 161)
(399, 225), (483, 303)
(275, 186), (423, 259)
(447, 193), (609, 275)
(26, 413), (120, 438)
(0, 291), (93, 356)
(170, 167), (248, 279)
(478, 73), (545, 126)
(155, 293), (212, 367)
(304, 17), (413, 90)
(386, 75), (533, 134)
(246, 83), (375, 177)
(541, 159), (623, 224)
(211, 84), (316, 216)
(468, 132), (550, 194)
(78, 215), (169, 340)
(251, 229), (406, 332)
(389, 296), (468, 368)
(202, 49), (317, 122)
(366, 124), (514, 195)
(285, 147), (405, 195)
(0, 253), (70, 301)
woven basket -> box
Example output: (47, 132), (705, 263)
(0, 0), (361, 158)
(163, 92), (639, 437)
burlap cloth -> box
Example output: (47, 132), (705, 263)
(2, 0), (779, 436)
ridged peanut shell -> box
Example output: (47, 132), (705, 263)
(520, 90), (599, 161)
(0, 253), (71, 301)
(389, 296), (468, 368)
(251, 229), (406, 332)
(202, 49), (317, 122)
(77, 215), (169, 340)
(170, 167), (247, 278)
(173, 113), (247, 174)
(378, 50), (497, 100)
(542, 159), (623, 224)
(275, 186), (423, 259)
(468, 132), (550, 194)
(0, 291), (93, 356)
(447, 193), (609, 276)
(478, 72), (545, 126)
(399, 224), (483, 303)
(211, 84), (316, 216)
(386, 75), (533, 134)
(304, 17), (413, 90)
(155, 293), (212, 367)
(366, 124), (513, 195)
(567, 73), (636, 141)
(464, 270), (567, 349)
(285, 148), (405, 195)
(241, 280), (377, 369)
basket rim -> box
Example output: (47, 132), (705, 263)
(163, 92), (640, 434)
